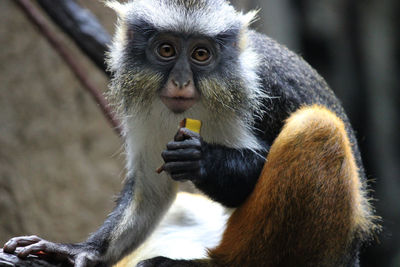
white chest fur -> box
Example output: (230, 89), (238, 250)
(114, 192), (232, 266)
(113, 100), (259, 265)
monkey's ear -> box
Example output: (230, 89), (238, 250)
(240, 9), (259, 28)
(103, 0), (129, 17)
(236, 9), (259, 51)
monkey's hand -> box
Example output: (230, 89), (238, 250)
(161, 127), (204, 182)
(3, 236), (103, 267)
(162, 126), (268, 207)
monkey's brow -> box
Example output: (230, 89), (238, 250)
(128, 17), (241, 44)
(129, 19), (158, 37)
(214, 27), (240, 45)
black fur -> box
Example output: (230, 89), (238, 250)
(248, 30), (365, 180)
(195, 143), (268, 207)
(161, 128), (268, 207)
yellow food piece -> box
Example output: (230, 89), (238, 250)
(182, 118), (202, 133)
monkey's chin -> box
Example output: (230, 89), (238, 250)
(160, 96), (198, 114)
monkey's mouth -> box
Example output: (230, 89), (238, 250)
(160, 96), (198, 113)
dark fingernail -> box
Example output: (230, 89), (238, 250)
(3, 243), (14, 253)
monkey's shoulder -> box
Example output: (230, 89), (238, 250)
(247, 30), (353, 149)
(247, 30), (332, 102)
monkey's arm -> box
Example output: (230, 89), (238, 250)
(162, 128), (269, 207)
(3, 173), (177, 266)
(3, 177), (135, 266)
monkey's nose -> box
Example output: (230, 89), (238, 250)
(172, 79), (191, 89)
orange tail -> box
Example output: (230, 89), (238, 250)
(209, 106), (374, 267)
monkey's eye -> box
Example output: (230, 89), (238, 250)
(156, 43), (176, 60)
(191, 47), (211, 64)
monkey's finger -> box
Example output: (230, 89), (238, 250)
(162, 149), (201, 161)
(174, 128), (200, 141)
(17, 241), (50, 258)
(18, 241), (72, 261)
(170, 172), (200, 181)
(166, 139), (201, 150)
(3, 235), (42, 253)
(163, 161), (201, 173)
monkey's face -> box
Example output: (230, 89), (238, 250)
(147, 34), (219, 114)
(107, 0), (264, 123)
(110, 27), (242, 117)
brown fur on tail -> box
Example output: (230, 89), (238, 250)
(209, 105), (376, 267)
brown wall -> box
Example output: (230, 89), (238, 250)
(0, 1), (123, 243)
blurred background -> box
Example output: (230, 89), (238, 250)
(0, 0), (398, 266)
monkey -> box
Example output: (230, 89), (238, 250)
(3, 0), (379, 266)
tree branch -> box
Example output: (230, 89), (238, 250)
(36, 0), (111, 76)
(14, 0), (122, 136)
